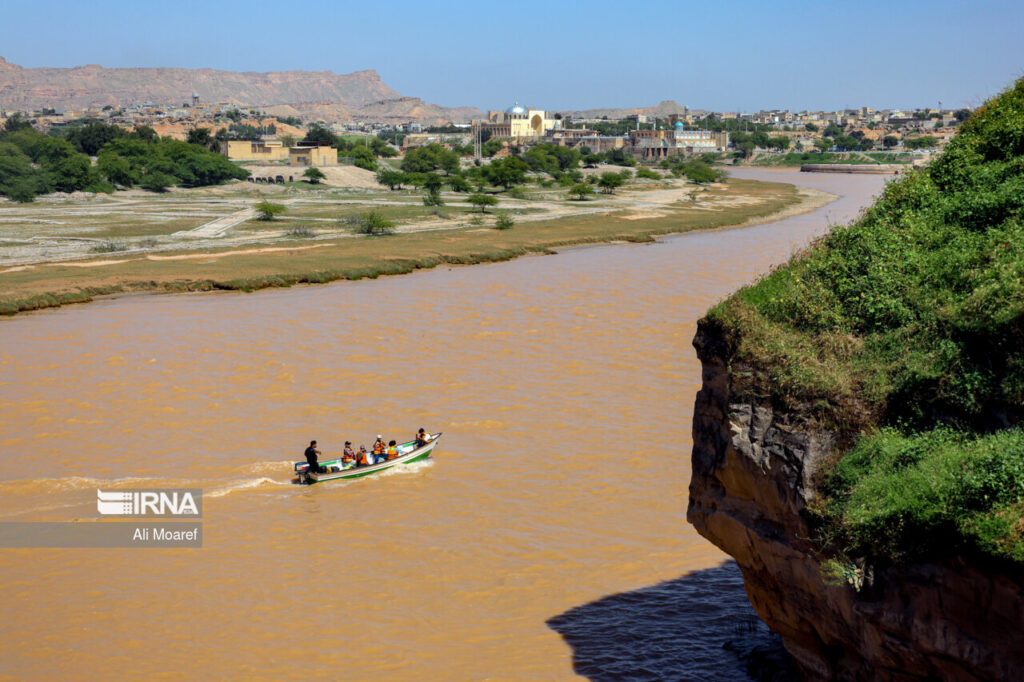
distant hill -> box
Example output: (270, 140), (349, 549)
(0, 57), (480, 124)
(565, 100), (693, 120)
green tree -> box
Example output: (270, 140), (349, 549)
(131, 125), (158, 142)
(401, 144), (459, 175)
(423, 173), (445, 193)
(369, 137), (399, 158)
(823, 123), (843, 138)
(467, 192), (498, 213)
(494, 214), (514, 230)
(904, 136), (938, 150)
(47, 153), (92, 192)
(349, 146), (377, 171)
(3, 113), (35, 132)
(97, 150), (137, 187)
(481, 139), (503, 157)
(804, 123), (819, 133)
(447, 175), (471, 192)
(605, 148), (636, 167)
(569, 183), (594, 200)
(228, 123), (261, 140)
(303, 167), (326, 184)
(681, 161), (722, 184)
(954, 108), (971, 123)
(597, 171), (626, 194)
(139, 172), (175, 193)
(0, 142), (47, 201)
(423, 188), (444, 207)
(376, 169), (407, 190)
(65, 121), (125, 156)
(303, 124), (337, 147)
(354, 210), (395, 235)
(186, 127), (216, 151)
(255, 201), (286, 220)
(882, 135), (899, 148)
(483, 156), (528, 189)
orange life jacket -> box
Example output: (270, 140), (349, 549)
(342, 449), (355, 463)
(373, 442), (385, 455)
(357, 451), (369, 465)
(387, 446), (398, 460)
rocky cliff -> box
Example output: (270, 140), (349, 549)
(687, 318), (1024, 681)
(0, 57), (480, 123)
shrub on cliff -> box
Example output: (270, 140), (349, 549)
(709, 78), (1024, 563)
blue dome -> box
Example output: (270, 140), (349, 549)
(674, 121), (684, 128)
(506, 102), (526, 114)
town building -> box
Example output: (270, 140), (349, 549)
(628, 123), (729, 159)
(473, 103), (560, 141)
(288, 144), (337, 166)
(225, 139), (289, 162)
(224, 140), (337, 166)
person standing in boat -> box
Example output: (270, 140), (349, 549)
(372, 435), (386, 463)
(304, 440), (323, 474)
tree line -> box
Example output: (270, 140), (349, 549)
(371, 143), (724, 208)
(0, 117), (248, 202)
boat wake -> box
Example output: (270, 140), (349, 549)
(0, 475), (164, 497)
(237, 460), (296, 476)
(367, 458), (434, 479)
(206, 476), (292, 498)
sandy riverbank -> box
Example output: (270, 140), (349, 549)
(0, 177), (831, 317)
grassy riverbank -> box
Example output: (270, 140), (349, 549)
(710, 79), (1024, 564)
(0, 177), (816, 316)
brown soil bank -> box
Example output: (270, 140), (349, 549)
(0, 178), (818, 317)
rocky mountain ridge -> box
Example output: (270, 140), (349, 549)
(564, 99), (693, 120)
(0, 57), (480, 123)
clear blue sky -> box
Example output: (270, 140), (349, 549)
(2, 0), (1022, 112)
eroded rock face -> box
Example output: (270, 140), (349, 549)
(687, 319), (1024, 681)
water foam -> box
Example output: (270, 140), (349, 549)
(0, 475), (163, 496)
(206, 476), (292, 498)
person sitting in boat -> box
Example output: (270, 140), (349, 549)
(304, 440), (323, 474)
(414, 428), (431, 447)
(356, 445), (370, 467)
(372, 435), (387, 462)
(386, 440), (399, 460)
(341, 441), (355, 465)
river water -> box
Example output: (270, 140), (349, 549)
(0, 169), (888, 680)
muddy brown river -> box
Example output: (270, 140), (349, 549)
(0, 169), (888, 680)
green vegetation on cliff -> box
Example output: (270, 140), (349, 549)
(709, 79), (1024, 563)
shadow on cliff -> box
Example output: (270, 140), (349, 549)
(547, 560), (796, 682)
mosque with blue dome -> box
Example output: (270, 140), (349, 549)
(478, 102), (560, 140)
